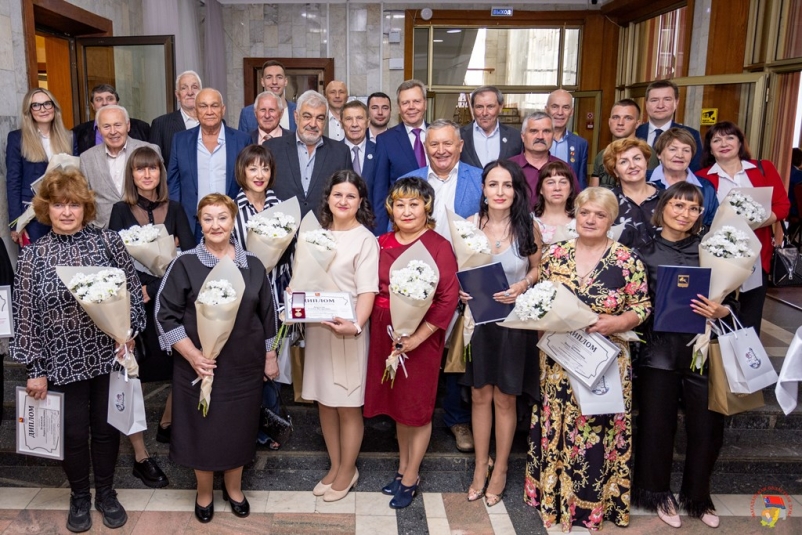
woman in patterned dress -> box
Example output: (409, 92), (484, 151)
(524, 187), (651, 532)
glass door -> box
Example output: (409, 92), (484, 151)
(75, 36), (176, 125)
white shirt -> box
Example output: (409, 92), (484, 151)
(180, 108), (200, 129)
(405, 123), (428, 166)
(710, 160), (757, 202)
(344, 137), (367, 171)
(105, 142), (128, 195)
(647, 120), (671, 147)
(196, 128), (227, 202)
(427, 162), (460, 242)
(328, 112), (344, 141)
(39, 132), (52, 160)
(280, 104), (291, 130)
(472, 121), (500, 167)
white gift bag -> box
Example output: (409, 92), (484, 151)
(740, 256), (763, 292)
(775, 326), (802, 415)
(107, 370), (147, 435)
(275, 326), (300, 385)
(715, 316), (777, 394)
(567, 362), (625, 416)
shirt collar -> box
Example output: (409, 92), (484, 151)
(180, 108), (196, 124)
(344, 137), (367, 151)
(196, 126), (226, 144)
(405, 123), (426, 135)
(105, 141), (128, 158)
(296, 133), (324, 150)
(258, 125), (283, 143)
(196, 238), (249, 269)
(709, 160), (755, 176)
(473, 121), (499, 138)
(649, 120), (671, 134)
(428, 162), (459, 183)
(651, 165), (701, 187)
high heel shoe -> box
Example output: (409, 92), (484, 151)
(221, 483), (250, 517)
(323, 468), (359, 502)
(313, 480), (332, 497)
(485, 470), (506, 508)
(382, 472), (403, 496)
(467, 458), (494, 502)
(700, 513), (719, 528)
(390, 477), (420, 509)
(194, 494), (214, 523)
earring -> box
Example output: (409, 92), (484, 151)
(483, 197), (489, 205)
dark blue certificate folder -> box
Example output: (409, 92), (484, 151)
(456, 262), (514, 325)
(654, 265), (711, 334)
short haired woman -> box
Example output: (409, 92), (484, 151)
(533, 160), (578, 244)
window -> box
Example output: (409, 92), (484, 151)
(630, 7), (688, 83)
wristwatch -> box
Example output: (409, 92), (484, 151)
(352, 321), (362, 335)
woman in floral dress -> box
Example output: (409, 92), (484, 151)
(524, 187), (651, 532)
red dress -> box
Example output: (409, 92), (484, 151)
(363, 230), (459, 426)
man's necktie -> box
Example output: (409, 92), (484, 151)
(352, 146), (361, 175)
(412, 128), (426, 168)
(653, 128), (663, 146)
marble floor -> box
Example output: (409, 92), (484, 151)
(0, 487), (801, 534)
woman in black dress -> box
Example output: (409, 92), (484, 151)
(156, 193), (277, 523)
(108, 146), (195, 488)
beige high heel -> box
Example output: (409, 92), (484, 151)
(323, 468), (359, 502)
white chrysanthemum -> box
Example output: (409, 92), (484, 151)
(246, 211), (297, 239)
(301, 229), (336, 250)
(68, 268), (126, 303)
(727, 192), (767, 224)
(389, 260), (439, 300)
(118, 224), (161, 245)
(197, 279), (237, 305)
(513, 281), (557, 321)
(700, 226), (755, 258)
(453, 220), (491, 254)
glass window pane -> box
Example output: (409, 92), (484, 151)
(562, 29), (580, 86)
(779, 0), (802, 59)
(505, 29), (560, 86)
(632, 7), (687, 83)
(413, 28), (429, 83)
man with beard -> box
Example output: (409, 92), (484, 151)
(367, 92), (392, 142)
(263, 90), (352, 217)
(508, 111), (579, 210)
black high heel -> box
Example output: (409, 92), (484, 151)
(382, 472), (403, 496)
(221, 482), (250, 518)
(389, 477), (420, 509)
(194, 494), (213, 523)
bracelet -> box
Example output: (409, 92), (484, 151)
(525, 275), (534, 287)
(352, 321), (362, 335)
(424, 321), (436, 334)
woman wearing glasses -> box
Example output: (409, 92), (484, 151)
(632, 182), (732, 529)
(6, 88), (74, 244)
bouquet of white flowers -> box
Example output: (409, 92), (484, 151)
(56, 266), (138, 376)
(726, 192), (767, 227)
(498, 280), (599, 332)
(700, 225), (756, 258)
(446, 210), (492, 270)
(193, 257), (246, 416)
(383, 242), (440, 386)
(246, 197), (301, 272)
(711, 186), (773, 230)
(118, 224), (177, 277)
(289, 212), (339, 292)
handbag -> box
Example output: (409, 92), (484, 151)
(770, 238), (802, 287)
(708, 340), (764, 415)
(290, 341), (313, 403)
(107, 369), (147, 435)
(715, 316), (778, 394)
(444, 311), (467, 373)
(260, 380), (293, 446)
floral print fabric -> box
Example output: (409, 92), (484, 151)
(524, 239), (651, 532)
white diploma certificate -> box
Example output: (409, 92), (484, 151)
(16, 386), (64, 460)
(537, 329), (621, 389)
(0, 285), (13, 338)
(286, 291), (355, 323)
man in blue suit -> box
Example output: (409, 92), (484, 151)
(372, 79), (429, 235)
(547, 89), (588, 190)
(238, 60), (297, 133)
(636, 79), (704, 172)
(399, 118), (481, 453)
(340, 100), (376, 197)
(168, 88), (251, 238)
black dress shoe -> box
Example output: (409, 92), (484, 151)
(222, 483), (250, 517)
(194, 495), (214, 523)
(156, 424), (171, 444)
(132, 457), (169, 488)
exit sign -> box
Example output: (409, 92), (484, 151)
(491, 7), (513, 16)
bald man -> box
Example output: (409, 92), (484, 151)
(546, 89), (588, 189)
(324, 80), (348, 141)
(167, 88), (251, 237)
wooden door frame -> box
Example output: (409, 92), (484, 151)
(243, 58), (335, 105)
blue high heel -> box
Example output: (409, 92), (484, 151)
(389, 477), (420, 509)
(382, 472), (403, 496)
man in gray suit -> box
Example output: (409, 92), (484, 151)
(460, 86), (523, 169)
(80, 105), (161, 227)
(263, 90), (352, 217)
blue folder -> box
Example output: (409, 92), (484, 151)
(654, 265), (711, 334)
(456, 262), (514, 325)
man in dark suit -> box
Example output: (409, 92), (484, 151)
(167, 88), (251, 237)
(250, 91), (291, 144)
(636, 79), (704, 172)
(150, 70), (202, 166)
(547, 89), (589, 189)
(239, 60), (297, 133)
(263, 90), (352, 217)
(72, 84), (150, 155)
(459, 86), (523, 169)
(367, 92), (392, 142)
(341, 100), (376, 197)
(372, 79), (429, 234)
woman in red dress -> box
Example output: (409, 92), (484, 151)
(363, 177), (459, 509)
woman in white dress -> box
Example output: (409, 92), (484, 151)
(301, 170), (379, 502)
(532, 160), (577, 244)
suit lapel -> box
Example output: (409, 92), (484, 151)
(310, 140), (330, 191)
(284, 135), (304, 195)
(454, 166), (468, 214)
(187, 129), (199, 199)
(90, 147), (116, 195)
(397, 125), (418, 170)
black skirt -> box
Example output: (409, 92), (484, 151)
(459, 322), (540, 401)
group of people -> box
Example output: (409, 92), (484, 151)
(4, 64), (791, 533)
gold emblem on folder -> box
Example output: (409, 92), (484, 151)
(677, 275), (690, 288)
